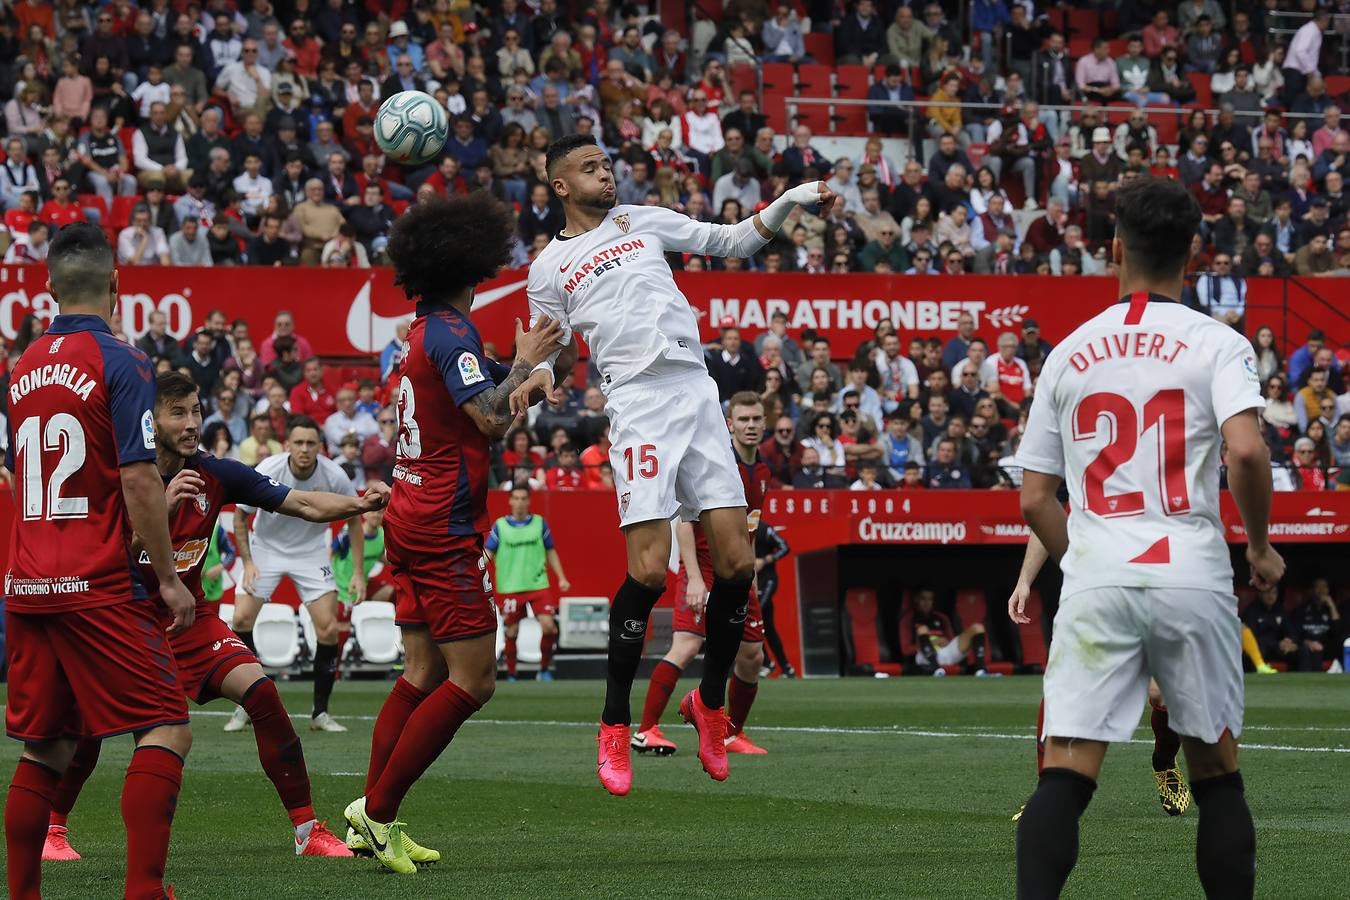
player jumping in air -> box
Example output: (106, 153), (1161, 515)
(634, 391), (777, 757)
(510, 134), (833, 796)
(1013, 177), (1285, 899)
(41, 372), (388, 863)
(4, 223), (196, 900)
(344, 193), (564, 875)
(229, 416), (370, 733)
(485, 486), (571, 681)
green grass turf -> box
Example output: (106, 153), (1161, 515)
(5, 675), (1348, 899)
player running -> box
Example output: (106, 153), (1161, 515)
(228, 416), (367, 733)
(344, 194), (564, 875)
(43, 372), (389, 862)
(485, 486), (571, 681)
(1013, 178), (1284, 899)
(4, 223), (196, 900)
(634, 391), (776, 757)
(510, 134), (833, 795)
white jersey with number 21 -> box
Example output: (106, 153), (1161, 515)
(1016, 293), (1264, 599)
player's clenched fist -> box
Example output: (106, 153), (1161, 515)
(358, 480), (391, 511)
(165, 469), (206, 514)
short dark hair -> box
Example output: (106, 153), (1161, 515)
(47, 223), (114, 306)
(273, 335), (296, 355)
(155, 371), (199, 408)
(545, 134), (600, 177)
(287, 415), (321, 438)
(510, 485), (531, 497)
(1114, 177), (1202, 281)
(386, 193), (515, 304)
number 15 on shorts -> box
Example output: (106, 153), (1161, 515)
(623, 444), (659, 480)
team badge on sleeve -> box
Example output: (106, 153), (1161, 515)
(141, 409), (156, 449)
(458, 351), (485, 386)
(1242, 355), (1259, 383)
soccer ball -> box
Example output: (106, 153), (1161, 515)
(374, 91), (447, 166)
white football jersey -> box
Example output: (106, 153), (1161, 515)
(528, 205), (753, 394)
(1016, 294), (1264, 598)
(239, 453), (355, 558)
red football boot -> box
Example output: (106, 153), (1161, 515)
(678, 689), (729, 781)
(724, 724), (768, 755)
(296, 821), (355, 857)
(596, 723), (633, 796)
(631, 725), (678, 756)
(42, 825), (81, 861)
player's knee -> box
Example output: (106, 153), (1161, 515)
(314, 619), (340, 644)
(139, 723), (193, 759)
(916, 625), (930, 636)
(971, 623), (986, 636)
(232, 607), (258, 630)
(713, 548), (755, 583)
(628, 561), (667, 592)
(540, 619), (558, 636)
(505, 624), (519, 640)
(25, 738), (77, 773)
(735, 642), (763, 679)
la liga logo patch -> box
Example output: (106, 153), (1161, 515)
(141, 409), (156, 449)
(458, 351), (485, 386)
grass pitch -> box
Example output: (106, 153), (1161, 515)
(6, 675), (1347, 899)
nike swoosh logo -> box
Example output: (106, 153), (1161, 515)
(344, 277), (528, 353)
(367, 827), (389, 854)
(560, 257), (576, 273)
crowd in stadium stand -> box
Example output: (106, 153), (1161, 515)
(0, 0), (1345, 492)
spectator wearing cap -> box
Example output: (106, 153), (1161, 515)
(1016, 319), (1053, 365)
(266, 81), (305, 132)
(383, 20), (424, 74)
(1078, 126), (1121, 184)
(706, 321), (765, 402)
(712, 158), (761, 212)
(867, 64), (914, 136)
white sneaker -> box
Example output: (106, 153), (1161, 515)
(974, 669), (1004, 678)
(223, 706), (251, 732)
(310, 712), (348, 732)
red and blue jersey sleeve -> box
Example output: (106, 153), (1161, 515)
(540, 517), (555, 550)
(485, 520), (502, 552)
(423, 311), (493, 408)
(95, 334), (157, 467)
(484, 357), (514, 384)
(196, 454), (291, 511)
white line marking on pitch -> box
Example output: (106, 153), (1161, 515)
(189, 711), (1350, 754)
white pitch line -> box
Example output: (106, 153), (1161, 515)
(187, 711), (1350, 754)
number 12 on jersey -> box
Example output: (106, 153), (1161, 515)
(14, 414), (89, 521)
(1073, 389), (1189, 518)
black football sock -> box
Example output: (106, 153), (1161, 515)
(600, 576), (664, 726)
(1150, 706), (1182, 771)
(1015, 767), (1096, 900)
(972, 633), (987, 671)
(698, 575), (753, 709)
(1192, 771), (1256, 900)
(234, 629), (257, 655)
(312, 642), (338, 718)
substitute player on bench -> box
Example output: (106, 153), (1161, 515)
(1013, 177), (1284, 899)
(42, 372), (388, 862)
(4, 223), (195, 900)
(511, 134), (833, 795)
(344, 194), (564, 875)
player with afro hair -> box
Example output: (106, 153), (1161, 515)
(386, 192), (517, 303)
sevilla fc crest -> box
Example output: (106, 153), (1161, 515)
(614, 213), (631, 233)
(195, 493), (210, 515)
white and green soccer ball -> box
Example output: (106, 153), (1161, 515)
(374, 90), (448, 165)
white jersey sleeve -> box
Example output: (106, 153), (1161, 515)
(636, 205), (766, 259)
(1211, 330), (1265, 426)
(1014, 352), (1066, 479)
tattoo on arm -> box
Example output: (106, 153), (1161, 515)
(233, 510), (252, 563)
(470, 359), (535, 434)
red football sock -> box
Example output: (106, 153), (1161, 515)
(240, 677), (315, 826)
(366, 680), (480, 822)
(639, 659), (682, 732)
(540, 632), (556, 671)
(726, 674), (759, 736)
(7, 758), (61, 900)
(49, 737), (102, 827)
(122, 746), (183, 900)
(1035, 699), (1046, 773)
(365, 677), (430, 794)
(504, 637), (518, 676)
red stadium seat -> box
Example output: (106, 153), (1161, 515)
(389, 199), (409, 216)
(1326, 75), (1350, 97)
(834, 104), (867, 134)
(109, 194), (142, 231)
(803, 31), (834, 66)
(1188, 72), (1213, 109)
(760, 62), (795, 93)
(118, 126), (138, 159)
(1068, 36), (1092, 58)
(833, 64), (870, 133)
(844, 588), (899, 675)
(1017, 589), (1048, 668)
(795, 63), (832, 96)
(793, 101), (832, 134)
(761, 62), (795, 133)
(78, 193), (109, 222)
(1153, 111), (1181, 146)
(835, 64), (869, 98)
(728, 63), (757, 97)
(953, 590), (1012, 675)
(1067, 8), (1098, 36)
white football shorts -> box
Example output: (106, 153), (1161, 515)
(1043, 587), (1244, 745)
(935, 637), (966, 667)
(605, 370), (747, 528)
(246, 548), (338, 604)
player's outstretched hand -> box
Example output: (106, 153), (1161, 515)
(1007, 580), (1033, 625)
(359, 480), (390, 511)
(815, 181), (838, 219)
(1246, 543), (1286, 591)
(684, 576), (707, 621)
(160, 576), (196, 635)
(513, 316), (565, 366)
(509, 367), (559, 417)
(241, 559), (259, 596)
(165, 469), (205, 514)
